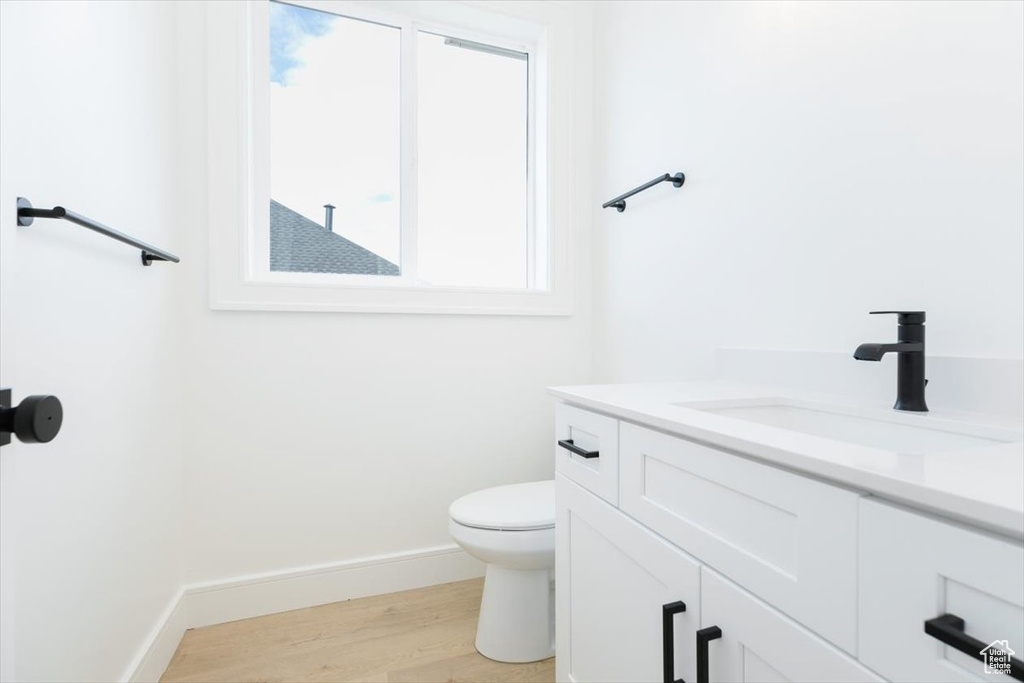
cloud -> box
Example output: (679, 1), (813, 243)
(270, 1), (335, 86)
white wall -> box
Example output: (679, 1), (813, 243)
(174, 2), (594, 585)
(0, 2), (185, 681)
(593, 1), (1024, 390)
(1, 2), (593, 677)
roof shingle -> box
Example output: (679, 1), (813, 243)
(269, 199), (400, 276)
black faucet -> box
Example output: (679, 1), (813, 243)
(854, 311), (928, 412)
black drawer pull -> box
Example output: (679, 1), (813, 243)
(663, 601), (686, 683)
(924, 613), (1024, 681)
(696, 626), (722, 683)
(557, 439), (599, 459)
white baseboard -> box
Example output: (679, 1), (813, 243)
(184, 544), (483, 628)
(124, 588), (188, 683)
(126, 544), (484, 682)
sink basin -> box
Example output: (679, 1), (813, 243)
(674, 398), (1022, 454)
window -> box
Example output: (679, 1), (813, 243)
(208, 0), (579, 314)
(269, 3), (402, 277)
(267, 1), (534, 289)
(417, 31), (531, 289)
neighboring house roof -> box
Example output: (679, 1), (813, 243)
(270, 199), (399, 276)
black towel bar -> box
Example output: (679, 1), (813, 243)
(602, 172), (685, 213)
(16, 197), (180, 266)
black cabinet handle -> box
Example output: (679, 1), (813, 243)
(662, 601), (687, 683)
(924, 613), (1024, 681)
(557, 439), (599, 459)
(696, 626), (722, 683)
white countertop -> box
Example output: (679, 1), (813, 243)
(549, 381), (1024, 539)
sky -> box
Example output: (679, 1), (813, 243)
(268, 1), (530, 288)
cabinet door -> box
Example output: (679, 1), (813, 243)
(859, 499), (1024, 682)
(700, 569), (883, 683)
(556, 475), (701, 683)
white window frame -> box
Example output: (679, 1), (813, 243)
(208, 0), (580, 315)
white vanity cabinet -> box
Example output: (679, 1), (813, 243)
(699, 568), (883, 683)
(619, 422), (860, 653)
(859, 499), (1024, 682)
(554, 403), (1024, 683)
(556, 475), (701, 683)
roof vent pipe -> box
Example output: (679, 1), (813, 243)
(323, 204), (335, 232)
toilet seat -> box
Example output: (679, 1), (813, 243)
(449, 480), (554, 531)
(448, 479), (556, 663)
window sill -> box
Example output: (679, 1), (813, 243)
(210, 278), (574, 316)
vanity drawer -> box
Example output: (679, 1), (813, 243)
(619, 421), (860, 654)
(555, 403), (619, 505)
(859, 499), (1024, 682)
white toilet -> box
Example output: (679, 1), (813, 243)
(449, 480), (555, 663)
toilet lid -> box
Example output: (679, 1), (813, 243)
(450, 480), (555, 531)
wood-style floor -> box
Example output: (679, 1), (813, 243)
(160, 578), (555, 683)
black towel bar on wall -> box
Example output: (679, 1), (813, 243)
(602, 172), (685, 213)
(16, 197), (180, 266)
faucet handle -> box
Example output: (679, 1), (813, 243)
(870, 311), (925, 324)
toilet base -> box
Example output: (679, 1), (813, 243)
(475, 564), (554, 663)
